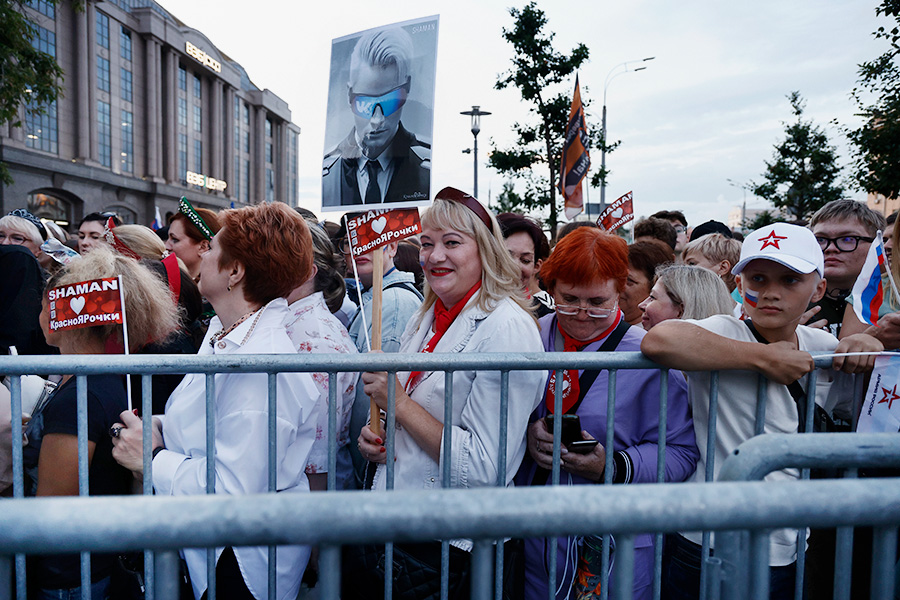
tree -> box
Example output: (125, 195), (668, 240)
(0, 0), (66, 184)
(845, 0), (900, 198)
(491, 3), (606, 242)
(749, 92), (844, 221)
(743, 210), (782, 232)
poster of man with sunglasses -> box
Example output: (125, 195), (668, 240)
(322, 17), (438, 210)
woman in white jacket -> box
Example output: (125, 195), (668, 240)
(349, 188), (546, 600)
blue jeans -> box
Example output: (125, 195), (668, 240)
(38, 575), (110, 600)
(662, 534), (800, 600)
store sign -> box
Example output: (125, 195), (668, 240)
(186, 171), (227, 192)
(185, 41), (221, 73)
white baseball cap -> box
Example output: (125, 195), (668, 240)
(731, 223), (824, 277)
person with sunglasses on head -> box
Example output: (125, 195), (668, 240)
(516, 227), (698, 600)
(322, 26), (430, 208)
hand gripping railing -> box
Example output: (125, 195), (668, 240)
(715, 433), (900, 600)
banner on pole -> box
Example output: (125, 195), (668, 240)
(346, 208), (421, 257)
(560, 75), (591, 221)
(597, 191), (634, 232)
(47, 277), (123, 332)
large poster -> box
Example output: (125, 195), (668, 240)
(321, 16), (439, 211)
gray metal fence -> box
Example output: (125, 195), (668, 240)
(0, 351), (891, 600)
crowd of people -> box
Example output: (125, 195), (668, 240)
(0, 194), (895, 600)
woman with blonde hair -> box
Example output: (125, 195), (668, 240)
(24, 247), (179, 598)
(639, 264), (734, 330)
(349, 188), (546, 599)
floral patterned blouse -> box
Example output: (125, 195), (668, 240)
(285, 292), (358, 489)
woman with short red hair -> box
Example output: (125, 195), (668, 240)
(516, 227), (699, 600)
(112, 202), (321, 600)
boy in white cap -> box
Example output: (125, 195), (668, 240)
(642, 223), (882, 599)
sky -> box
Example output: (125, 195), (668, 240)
(156, 0), (887, 227)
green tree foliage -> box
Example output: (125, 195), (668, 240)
(0, 0), (66, 184)
(845, 0), (900, 198)
(491, 3), (607, 241)
(749, 92), (844, 221)
(743, 210), (783, 232)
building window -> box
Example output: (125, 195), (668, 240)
(178, 65), (186, 91)
(234, 96), (240, 121)
(120, 27), (132, 61)
(266, 168), (274, 203)
(243, 159), (250, 203)
(25, 100), (57, 154)
(121, 110), (133, 173)
(265, 142), (272, 164)
(98, 100), (111, 167)
(178, 97), (187, 127)
(234, 125), (240, 151)
(26, 0), (55, 19)
(31, 23), (55, 56)
(243, 103), (249, 125)
(265, 118), (272, 138)
(178, 133), (187, 182)
(243, 130), (249, 153)
(120, 67), (132, 102)
(193, 75), (202, 99)
(233, 155), (241, 201)
(193, 105), (201, 132)
(97, 56), (110, 92)
(193, 139), (202, 173)
(96, 11), (109, 49)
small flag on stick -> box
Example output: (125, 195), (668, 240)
(560, 75), (591, 220)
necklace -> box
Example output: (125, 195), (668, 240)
(209, 307), (260, 348)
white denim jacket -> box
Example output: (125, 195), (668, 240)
(372, 295), (546, 499)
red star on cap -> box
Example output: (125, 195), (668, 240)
(880, 385), (900, 410)
(759, 230), (788, 250)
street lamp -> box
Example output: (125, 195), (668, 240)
(460, 106), (491, 199)
(600, 57), (654, 210)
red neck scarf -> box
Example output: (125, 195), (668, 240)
(546, 311), (622, 413)
(406, 281), (482, 392)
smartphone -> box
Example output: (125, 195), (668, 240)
(544, 414), (582, 446)
(567, 440), (599, 454)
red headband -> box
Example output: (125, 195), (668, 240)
(435, 187), (494, 234)
(104, 217), (141, 261)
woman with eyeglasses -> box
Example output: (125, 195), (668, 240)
(516, 227), (699, 600)
(347, 188), (546, 599)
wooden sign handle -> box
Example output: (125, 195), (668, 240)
(369, 250), (384, 437)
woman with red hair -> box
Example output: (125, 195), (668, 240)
(516, 227), (699, 600)
(112, 202), (321, 600)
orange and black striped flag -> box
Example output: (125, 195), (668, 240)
(560, 75), (591, 220)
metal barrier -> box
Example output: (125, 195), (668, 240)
(0, 351), (884, 600)
(2, 478), (900, 600)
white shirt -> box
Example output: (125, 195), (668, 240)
(355, 152), (395, 202)
(153, 298), (320, 600)
(681, 314), (838, 566)
(284, 292), (358, 490)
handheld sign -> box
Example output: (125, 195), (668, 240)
(859, 354), (900, 433)
(321, 16), (439, 211)
(48, 275), (134, 409)
(346, 208), (422, 437)
(597, 191), (634, 232)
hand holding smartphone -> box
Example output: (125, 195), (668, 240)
(543, 414), (599, 454)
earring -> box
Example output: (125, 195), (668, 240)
(227, 285), (232, 292)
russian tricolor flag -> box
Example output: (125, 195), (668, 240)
(743, 289), (759, 308)
(150, 206), (162, 231)
(851, 231), (886, 327)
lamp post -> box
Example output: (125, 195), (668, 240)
(461, 106), (490, 199)
(600, 57), (654, 211)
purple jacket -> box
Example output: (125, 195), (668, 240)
(517, 313), (699, 600)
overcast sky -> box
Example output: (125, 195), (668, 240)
(157, 0), (886, 226)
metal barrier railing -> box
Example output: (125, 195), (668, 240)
(0, 351), (876, 600)
(2, 478), (899, 600)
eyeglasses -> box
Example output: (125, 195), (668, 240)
(339, 239), (352, 255)
(0, 232), (28, 245)
(673, 225), (687, 234)
(348, 79), (410, 119)
(815, 235), (875, 253)
(555, 302), (618, 319)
